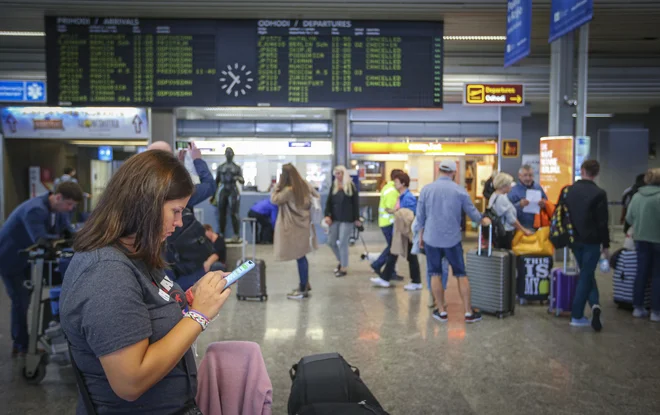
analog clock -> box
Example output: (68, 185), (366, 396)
(219, 63), (254, 97)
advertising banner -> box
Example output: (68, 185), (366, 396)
(549, 0), (593, 43)
(505, 0), (532, 67)
(540, 136), (574, 203)
(1, 107), (149, 139)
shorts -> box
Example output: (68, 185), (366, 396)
(425, 243), (466, 278)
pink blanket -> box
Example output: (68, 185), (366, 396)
(196, 341), (273, 415)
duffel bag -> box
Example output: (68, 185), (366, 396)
(298, 402), (389, 415)
(287, 353), (385, 415)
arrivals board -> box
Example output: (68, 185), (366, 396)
(45, 17), (444, 108)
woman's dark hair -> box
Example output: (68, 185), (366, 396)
(63, 167), (75, 175)
(395, 172), (411, 188)
(74, 150), (194, 269)
(279, 163), (309, 208)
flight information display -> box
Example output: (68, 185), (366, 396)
(46, 17), (444, 108)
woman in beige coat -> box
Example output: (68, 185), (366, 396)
(271, 163), (319, 300)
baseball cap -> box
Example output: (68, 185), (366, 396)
(438, 160), (457, 173)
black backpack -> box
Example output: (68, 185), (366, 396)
(166, 208), (215, 277)
(288, 353), (388, 415)
(483, 195), (507, 249)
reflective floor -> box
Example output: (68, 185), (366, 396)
(1, 230), (660, 414)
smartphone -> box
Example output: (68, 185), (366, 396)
(223, 260), (256, 290)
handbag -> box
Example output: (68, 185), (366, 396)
(512, 227), (554, 256)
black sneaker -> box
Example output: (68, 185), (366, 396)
(391, 274), (404, 282)
(432, 309), (448, 323)
(465, 310), (483, 323)
(591, 305), (603, 332)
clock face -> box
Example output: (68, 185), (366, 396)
(219, 63), (255, 98)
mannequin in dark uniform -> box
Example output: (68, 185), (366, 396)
(213, 147), (244, 241)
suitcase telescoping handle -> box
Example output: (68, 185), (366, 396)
(477, 224), (493, 257)
(241, 218), (257, 261)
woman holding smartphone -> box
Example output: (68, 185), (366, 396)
(271, 163), (319, 300)
(60, 150), (232, 414)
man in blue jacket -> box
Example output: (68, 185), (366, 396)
(0, 181), (83, 357)
(507, 164), (548, 230)
(248, 198), (278, 244)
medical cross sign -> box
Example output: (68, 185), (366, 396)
(0, 80), (46, 103)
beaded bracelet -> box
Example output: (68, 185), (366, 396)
(185, 310), (210, 331)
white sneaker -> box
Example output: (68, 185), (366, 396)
(651, 312), (660, 323)
(633, 307), (649, 319)
(370, 277), (391, 288)
(404, 283), (423, 291)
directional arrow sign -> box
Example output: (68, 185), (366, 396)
(463, 83), (525, 106)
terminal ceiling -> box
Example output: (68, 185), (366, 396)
(1, 0), (659, 113)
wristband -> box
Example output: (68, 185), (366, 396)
(185, 310), (209, 331)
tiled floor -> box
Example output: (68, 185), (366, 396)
(1, 230), (660, 414)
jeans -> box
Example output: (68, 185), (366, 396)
(634, 241), (660, 312)
(1, 268), (31, 352)
(371, 225), (395, 272)
(570, 243), (601, 319)
(328, 222), (352, 268)
(426, 257), (449, 291)
(297, 256), (309, 291)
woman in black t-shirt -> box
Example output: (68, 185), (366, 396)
(324, 165), (361, 277)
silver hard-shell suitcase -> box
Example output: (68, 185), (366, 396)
(466, 225), (516, 318)
(236, 218), (268, 301)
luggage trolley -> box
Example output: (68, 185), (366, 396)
(22, 242), (74, 384)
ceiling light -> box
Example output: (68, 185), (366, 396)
(443, 35), (506, 41)
(0, 31), (46, 37)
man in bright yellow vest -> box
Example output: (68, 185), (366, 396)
(371, 169), (404, 279)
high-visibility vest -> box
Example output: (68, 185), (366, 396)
(378, 181), (399, 227)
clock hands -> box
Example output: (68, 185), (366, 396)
(226, 70), (241, 95)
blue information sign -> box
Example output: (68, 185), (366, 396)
(549, 0), (593, 43)
(505, 0), (532, 68)
(0, 80), (46, 103)
(98, 146), (114, 162)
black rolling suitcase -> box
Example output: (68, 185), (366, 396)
(236, 218), (268, 301)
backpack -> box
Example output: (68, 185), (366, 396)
(483, 195), (507, 249)
(483, 176), (495, 201)
(549, 186), (575, 249)
(288, 353), (387, 415)
(166, 208), (215, 276)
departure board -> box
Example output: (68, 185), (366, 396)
(46, 17), (444, 108)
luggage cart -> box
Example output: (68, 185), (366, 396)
(22, 243), (74, 384)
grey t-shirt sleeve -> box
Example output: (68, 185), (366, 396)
(74, 261), (153, 358)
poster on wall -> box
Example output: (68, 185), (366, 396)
(522, 154), (541, 184)
(539, 136), (574, 203)
(574, 136), (591, 180)
(29, 166), (53, 198)
(476, 163), (494, 198)
(1, 107), (149, 139)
